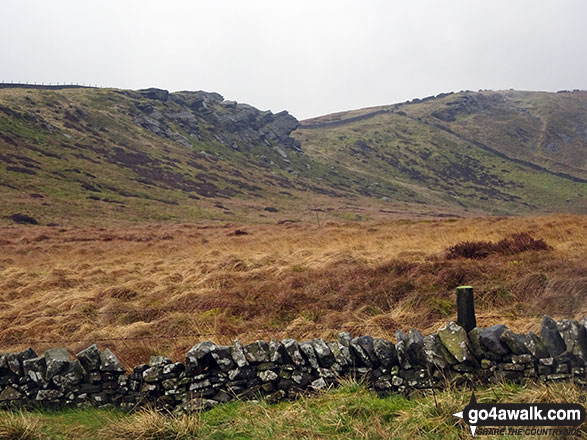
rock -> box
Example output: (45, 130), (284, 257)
(282, 339), (306, 366)
(148, 356), (172, 368)
(0, 386), (22, 401)
(541, 315), (566, 357)
(395, 331), (411, 369)
(210, 345), (236, 372)
(311, 339), (335, 368)
(479, 325), (510, 355)
(22, 355), (47, 386)
(350, 337), (372, 367)
(299, 342), (319, 369)
(557, 319), (587, 365)
(422, 334), (456, 369)
(139, 88), (169, 101)
(231, 340), (249, 367)
(100, 348), (124, 373)
(468, 328), (486, 359)
(36, 389), (63, 401)
(524, 332), (550, 359)
(500, 330), (530, 355)
(243, 341), (270, 364)
(258, 370), (278, 382)
(186, 341), (215, 375)
(76, 344), (101, 372)
(407, 329), (426, 366)
(372, 338), (398, 368)
(142, 367), (162, 383)
(53, 360), (85, 390)
(269, 340), (289, 364)
(327, 341), (353, 367)
(310, 378), (328, 390)
(44, 348), (70, 380)
(438, 321), (477, 365)
(6, 348), (37, 376)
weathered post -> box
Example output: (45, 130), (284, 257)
(456, 286), (476, 332)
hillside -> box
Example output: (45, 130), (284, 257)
(0, 87), (586, 225)
(296, 89), (587, 216)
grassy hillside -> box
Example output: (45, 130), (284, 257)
(296, 90), (587, 215)
(0, 87), (585, 226)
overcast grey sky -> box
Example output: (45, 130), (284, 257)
(1, 0), (586, 119)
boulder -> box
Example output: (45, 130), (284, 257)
(22, 355), (47, 386)
(467, 328), (486, 359)
(350, 337), (372, 367)
(269, 340), (289, 364)
(395, 331), (411, 369)
(407, 329), (426, 366)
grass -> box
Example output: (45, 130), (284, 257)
(2, 380), (587, 439)
(0, 214), (585, 367)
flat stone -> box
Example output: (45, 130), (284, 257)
(310, 378), (327, 390)
(36, 389), (63, 401)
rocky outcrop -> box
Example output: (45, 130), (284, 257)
(129, 88), (301, 154)
(2, 315), (587, 413)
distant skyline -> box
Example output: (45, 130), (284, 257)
(1, 0), (586, 119)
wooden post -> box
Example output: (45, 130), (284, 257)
(456, 286), (476, 332)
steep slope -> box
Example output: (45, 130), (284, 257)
(0, 86), (403, 225)
(0, 87), (585, 225)
(296, 90), (587, 214)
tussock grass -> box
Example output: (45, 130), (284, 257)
(0, 215), (585, 366)
(0, 411), (47, 440)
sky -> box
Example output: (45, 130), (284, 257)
(1, 0), (586, 120)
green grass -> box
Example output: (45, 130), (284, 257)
(2, 380), (586, 439)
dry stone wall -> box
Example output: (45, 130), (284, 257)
(2, 315), (587, 413)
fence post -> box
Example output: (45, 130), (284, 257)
(456, 286), (476, 331)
